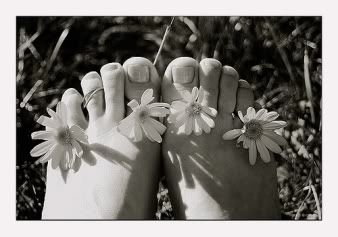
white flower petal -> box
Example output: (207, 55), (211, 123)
(262, 130), (288, 146)
(47, 107), (62, 124)
(118, 115), (134, 136)
(197, 87), (204, 104)
(141, 89), (154, 105)
(243, 136), (250, 149)
(255, 108), (267, 120)
(167, 111), (179, 123)
(37, 116), (60, 130)
(30, 140), (55, 157)
(36, 144), (58, 164)
(193, 117), (202, 135)
(177, 123), (186, 134)
(56, 102), (68, 126)
(51, 146), (65, 169)
(191, 87), (199, 102)
(256, 138), (271, 163)
(70, 125), (88, 144)
(200, 112), (215, 128)
(147, 118), (167, 135)
(246, 107), (256, 120)
(134, 121), (143, 142)
(237, 134), (245, 144)
(143, 120), (162, 143)
(238, 111), (248, 123)
(173, 113), (189, 129)
(140, 123), (153, 142)
(148, 102), (170, 109)
(171, 101), (187, 111)
(127, 99), (139, 110)
(72, 140), (84, 157)
(181, 91), (192, 102)
(222, 129), (242, 140)
(71, 156), (82, 172)
(60, 148), (71, 171)
(149, 107), (170, 117)
(202, 106), (217, 117)
(67, 148), (76, 170)
(31, 130), (54, 140)
(262, 121), (287, 130)
(261, 135), (282, 154)
(249, 139), (257, 165)
(264, 111), (279, 122)
(196, 115), (210, 134)
(185, 116), (193, 135)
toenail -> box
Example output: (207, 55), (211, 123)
(172, 66), (194, 84)
(239, 80), (251, 89)
(127, 65), (149, 83)
(203, 60), (221, 69)
(63, 88), (80, 96)
(223, 66), (238, 77)
(101, 63), (120, 72)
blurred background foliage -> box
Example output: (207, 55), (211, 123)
(16, 16), (321, 220)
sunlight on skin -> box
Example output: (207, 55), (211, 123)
(42, 58), (162, 219)
(162, 57), (280, 219)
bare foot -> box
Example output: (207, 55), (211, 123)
(161, 57), (280, 219)
(42, 57), (161, 219)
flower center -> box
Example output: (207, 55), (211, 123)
(186, 102), (202, 115)
(136, 106), (150, 123)
(243, 120), (263, 140)
(56, 128), (72, 145)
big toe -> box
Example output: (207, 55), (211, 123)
(123, 57), (161, 115)
(162, 57), (199, 104)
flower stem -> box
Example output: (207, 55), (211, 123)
(153, 17), (175, 66)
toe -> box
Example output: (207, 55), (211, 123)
(217, 66), (239, 131)
(123, 57), (160, 115)
(234, 79), (254, 128)
(80, 71), (105, 121)
(100, 63), (125, 122)
(218, 66), (239, 115)
(162, 57), (199, 103)
(199, 58), (222, 109)
(61, 88), (87, 129)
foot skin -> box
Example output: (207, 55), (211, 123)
(162, 57), (281, 219)
(42, 57), (161, 219)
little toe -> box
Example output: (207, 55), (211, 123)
(162, 57), (199, 103)
(123, 57), (161, 115)
(199, 58), (222, 109)
(100, 63), (125, 122)
(81, 71), (105, 121)
(233, 79), (254, 128)
(61, 88), (87, 129)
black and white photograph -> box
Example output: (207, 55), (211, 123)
(15, 15), (322, 220)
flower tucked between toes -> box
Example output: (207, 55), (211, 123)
(222, 107), (287, 165)
(30, 102), (88, 171)
(118, 89), (170, 143)
(167, 87), (217, 135)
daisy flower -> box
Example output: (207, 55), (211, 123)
(30, 102), (88, 171)
(167, 87), (217, 135)
(118, 89), (170, 143)
(222, 107), (287, 165)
